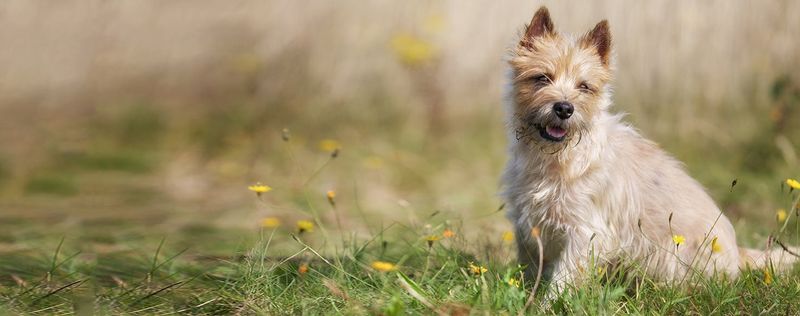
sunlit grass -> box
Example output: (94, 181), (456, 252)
(3, 212), (800, 314)
(2, 126), (799, 314)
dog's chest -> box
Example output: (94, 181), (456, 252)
(520, 172), (605, 230)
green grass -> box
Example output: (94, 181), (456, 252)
(23, 175), (79, 196)
(0, 114), (800, 315)
(0, 94), (797, 314)
(2, 167), (800, 314)
(3, 220), (800, 315)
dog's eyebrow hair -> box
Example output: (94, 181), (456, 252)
(513, 69), (537, 80)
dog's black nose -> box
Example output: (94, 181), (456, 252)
(553, 102), (574, 119)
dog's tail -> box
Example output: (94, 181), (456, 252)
(739, 246), (799, 271)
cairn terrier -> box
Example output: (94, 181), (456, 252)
(502, 6), (795, 293)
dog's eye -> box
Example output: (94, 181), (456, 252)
(533, 74), (551, 84)
(578, 82), (592, 92)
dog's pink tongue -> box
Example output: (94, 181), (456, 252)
(546, 126), (567, 138)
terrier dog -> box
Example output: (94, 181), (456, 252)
(502, 7), (795, 293)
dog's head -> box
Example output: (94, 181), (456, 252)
(509, 7), (613, 152)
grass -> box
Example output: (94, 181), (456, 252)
(0, 97), (796, 314)
(1, 131), (799, 314)
(3, 210), (800, 315)
(23, 175), (79, 196)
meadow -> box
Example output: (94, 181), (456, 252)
(0, 0), (799, 314)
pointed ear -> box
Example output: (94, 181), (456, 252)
(581, 20), (612, 66)
(520, 7), (555, 49)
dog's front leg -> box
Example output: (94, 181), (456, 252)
(546, 230), (597, 298)
(514, 224), (557, 283)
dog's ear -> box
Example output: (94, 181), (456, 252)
(521, 6), (555, 49)
(581, 20), (612, 66)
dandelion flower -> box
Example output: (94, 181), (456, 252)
(468, 262), (488, 276)
(390, 34), (435, 67)
(764, 268), (773, 285)
(442, 229), (455, 238)
(507, 278), (520, 288)
(711, 236), (722, 253)
(326, 190), (336, 206)
(672, 235), (686, 247)
(371, 261), (397, 272)
(502, 231), (514, 243)
(786, 179), (800, 190)
(298, 263), (309, 275)
(248, 183), (272, 196)
(319, 139), (341, 153)
(260, 217), (281, 228)
(297, 220), (314, 234)
(425, 235), (441, 248)
(777, 209), (788, 223)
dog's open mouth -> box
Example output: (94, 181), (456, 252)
(538, 124), (568, 142)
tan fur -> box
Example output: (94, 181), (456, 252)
(502, 7), (796, 293)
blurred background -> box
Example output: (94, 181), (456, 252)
(0, 0), (798, 256)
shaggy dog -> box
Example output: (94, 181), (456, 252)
(502, 6), (795, 293)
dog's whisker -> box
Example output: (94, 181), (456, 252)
(573, 129), (583, 147)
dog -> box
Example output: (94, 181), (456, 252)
(502, 6), (795, 293)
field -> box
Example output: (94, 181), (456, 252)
(0, 0), (799, 314)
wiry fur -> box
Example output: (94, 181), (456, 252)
(502, 7), (796, 293)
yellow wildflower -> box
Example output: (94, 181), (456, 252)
(786, 179), (800, 190)
(425, 235), (441, 248)
(507, 278), (521, 288)
(319, 139), (341, 153)
(777, 209), (788, 223)
(371, 261), (397, 272)
(297, 220), (315, 234)
(442, 229), (455, 238)
(326, 190), (336, 206)
(260, 217), (281, 228)
(711, 236), (722, 253)
(764, 268), (773, 285)
(672, 235), (686, 247)
(502, 231), (514, 242)
(298, 263), (309, 275)
(468, 262), (488, 276)
(390, 34), (435, 67)
(248, 183), (272, 196)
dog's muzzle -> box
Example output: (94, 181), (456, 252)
(538, 124), (568, 142)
